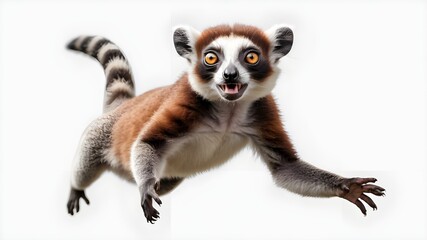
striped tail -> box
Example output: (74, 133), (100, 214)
(67, 36), (135, 112)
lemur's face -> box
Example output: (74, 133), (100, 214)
(173, 24), (293, 102)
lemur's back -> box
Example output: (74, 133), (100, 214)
(111, 80), (178, 167)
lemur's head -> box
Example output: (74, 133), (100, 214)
(173, 24), (293, 102)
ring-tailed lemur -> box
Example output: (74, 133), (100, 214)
(66, 24), (385, 223)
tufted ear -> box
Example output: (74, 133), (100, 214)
(265, 25), (294, 63)
(173, 26), (200, 62)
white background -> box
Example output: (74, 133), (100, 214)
(1, 0), (426, 239)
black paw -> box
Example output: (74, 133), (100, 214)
(140, 183), (162, 224)
(67, 188), (90, 215)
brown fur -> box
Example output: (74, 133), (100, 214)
(195, 24), (271, 57)
(111, 86), (168, 168)
(111, 74), (215, 168)
(248, 95), (298, 170)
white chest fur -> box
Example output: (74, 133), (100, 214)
(162, 132), (248, 177)
(161, 102), (252, 178)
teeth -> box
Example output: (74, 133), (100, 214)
(219, 83), (244, 94)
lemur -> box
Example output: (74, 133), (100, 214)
(66, 24), (385, 223)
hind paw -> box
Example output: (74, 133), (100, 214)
(67, 188), (90, 215)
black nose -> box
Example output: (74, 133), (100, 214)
(223, 64), (239, 81)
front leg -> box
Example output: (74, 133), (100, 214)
(129, 94), (209, 223)
(130, 141), (163, 223)
(270, 160), (385, 215)
(248, 96), (385, 215)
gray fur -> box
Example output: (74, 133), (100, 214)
(70, 112), (118, 190)
(271, 160), (343, 197)
(251, 134), (344, 197)
(70, 109), (184, 195)
(130, 141), (162, 189)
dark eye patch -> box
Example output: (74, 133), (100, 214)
(238, 48), (272, 81)
(195, 49), (223, 83)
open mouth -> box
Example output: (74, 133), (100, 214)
(216, 83), (248, 101)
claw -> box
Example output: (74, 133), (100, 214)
(76, 200), (80, 213)
(360, 193), (377, 210)
(354, 199), (367, 216)
(362, 184), (386, 196)
(82, 194), (90, 205)
(154, 196), (162, 206)
(370, 186), (385, 192)
(354, 177), (377, 185)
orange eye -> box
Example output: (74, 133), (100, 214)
(245, 52), (259, 64)
(204, 53), (218, 65)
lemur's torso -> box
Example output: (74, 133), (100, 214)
(108, 75), (255, 178)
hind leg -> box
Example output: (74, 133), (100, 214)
(67, 120), (111, 215)
(67, 160), (106, 215)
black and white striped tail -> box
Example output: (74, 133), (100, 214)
(67, 36), (135, 111)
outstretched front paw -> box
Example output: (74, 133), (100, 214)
(338, 177), (385, 215)
(140, 182), (162, 224)
(67, 188), (90, 215)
